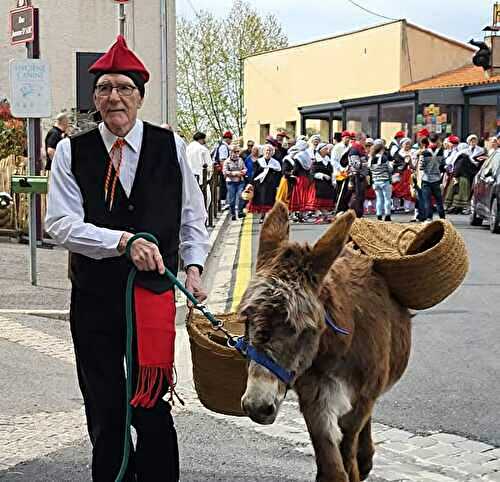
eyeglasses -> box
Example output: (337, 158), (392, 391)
(95, 83), (137, 97)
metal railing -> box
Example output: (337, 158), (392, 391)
(200, 164), (224, 228)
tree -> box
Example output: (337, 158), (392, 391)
(177, 0), (288, 143)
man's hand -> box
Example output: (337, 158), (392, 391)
(185, 266), (207, 307)
(119, 232), (165, 274)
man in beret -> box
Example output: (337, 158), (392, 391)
(46, 35), (209, 481)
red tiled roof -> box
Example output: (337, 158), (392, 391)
(400, 65), (500, 91)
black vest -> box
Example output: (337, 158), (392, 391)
(70, 122), (182, 295)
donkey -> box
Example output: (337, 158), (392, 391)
(238, 202), (412, 482)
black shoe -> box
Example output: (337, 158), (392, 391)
(238, 212), (246, 218)
(377, 215), (383, 221)
(231, 215), (236, 221)
(384, 215), (392, 222)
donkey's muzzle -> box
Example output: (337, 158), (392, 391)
(241, 398), (277, 425)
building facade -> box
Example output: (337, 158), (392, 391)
(0, 0), (165, 132)
(243, 20), (475, 143)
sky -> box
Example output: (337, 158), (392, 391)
(177, 0), (491, 48)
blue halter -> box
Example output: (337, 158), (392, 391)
(230, 312), (350, 386)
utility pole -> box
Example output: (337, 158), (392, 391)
(161, 0), (177, 127)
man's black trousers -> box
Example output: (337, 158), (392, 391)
(70, 287), (179, 482)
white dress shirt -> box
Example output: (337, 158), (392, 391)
(45, 119), (209, 267)
(186, 140), (213, 179)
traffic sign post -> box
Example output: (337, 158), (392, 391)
(8, 1), (48, 286)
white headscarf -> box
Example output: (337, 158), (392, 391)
(309, 134), (321, 143)
(295, 150), (312, 170)
(254, 156), (281, 183)
(287, 139), (308, 156)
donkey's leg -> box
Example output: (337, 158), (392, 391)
(338, 402), (374, 482)
(356, 416), (375, 481)
(297, 382), (350, 482)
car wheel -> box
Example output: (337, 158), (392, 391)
(469, 204), (483, 226)
(490, 198), (500, 234)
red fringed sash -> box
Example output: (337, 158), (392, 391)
(131, 286), (176, 409)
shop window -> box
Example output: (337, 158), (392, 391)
(259, 123), (270, 144)
(468, 94), (498, 139)
(416, 104), (462, 139)
(331, 118), (343, 140)
(346, 105), (378, 138)
(380, 101), (414, 142)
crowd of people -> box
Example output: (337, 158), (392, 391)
(188, 127), (492, 224)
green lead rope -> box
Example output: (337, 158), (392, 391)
(115, 232), (221, 482)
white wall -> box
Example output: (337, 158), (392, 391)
(0, 0), (163, 131)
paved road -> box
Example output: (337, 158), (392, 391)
(1, 213), (499, 481)
(247, 214), (500, 447)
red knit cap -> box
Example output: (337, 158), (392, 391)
(223, 130), (233, 139)
(89, 35), (150, 83)
(341, 130), (351, 138)
(448, 135), (460, 145)
(395, 131), (406, 138)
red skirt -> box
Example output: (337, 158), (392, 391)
(315, 197), (334, 209)
(289, 176), (316, 212)
(392, 168), (413, 201)
(365, 185), (376, 200)
(248, 202), (274, 214)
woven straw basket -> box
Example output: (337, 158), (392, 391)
(186, 311), (247, 416)
(349, 219), (469, 310)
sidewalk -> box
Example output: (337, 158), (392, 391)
(0, 214), (226, 315)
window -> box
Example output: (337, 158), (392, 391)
(285, 121), (297, 138)
(304, 118), (329, 139)
(259, 123), (270, 144)
(76, 52), (104, 112)
(346, 105), (378, 138)
(468, 94), (498, 139)
(380, 101), (415, 141)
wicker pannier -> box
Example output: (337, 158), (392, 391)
(349, 219), (469, 310)
(186, 311), (247, 416)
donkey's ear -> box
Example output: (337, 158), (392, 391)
(310, 210), (356, 281)
(256, 201), (290, 270)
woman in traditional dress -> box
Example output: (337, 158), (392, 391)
(363, 138), (377, 215)
(445, 138), (485, 214)
(311, 143), (336, 223)
(248, 144), (282, 223)
(392, 138), (415, 213)
(289, 149), (316, 222)
(307, 134), (321, 163)
(276, 140), (308, 208)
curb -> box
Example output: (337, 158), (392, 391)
(2, 212), (230, 322)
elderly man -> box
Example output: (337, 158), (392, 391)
(186, 131), (212, 184)
(45, 35), (209, 482)
(44, 112), (69, 170)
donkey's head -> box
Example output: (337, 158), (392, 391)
(239, 203), (355, 424)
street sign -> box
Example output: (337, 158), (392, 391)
(9, 59), (51, 118)
(113, 0), (130, 3)
(9, 6), (34, 45)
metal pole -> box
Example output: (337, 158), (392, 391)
(26, 39), (37, 285)
(165, 0), (177, 127)
(119, 3), (126, 36)
(160, 0), (167, 123)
